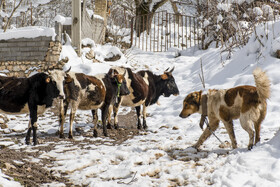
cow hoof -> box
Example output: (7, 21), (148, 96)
(107, 123), (112, 129)
(248, 145), (253, 150)
(137, 125), (142, 130)
(114, 124), (119, 129)
(59, 134), (65, 139)
(103, 132), (108, 137)
(33, 141), (38, 146)
(143, 125), (148, 129)
(25, 140), (31, 145)
(69, 134), (73, 139)
(93, 129), (98, 137)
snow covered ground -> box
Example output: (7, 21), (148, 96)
(1, 20), (280, 186)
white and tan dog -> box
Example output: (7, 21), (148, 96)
(179, 68), (271, 150)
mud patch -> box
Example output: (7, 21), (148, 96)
(0, 110), (141, 186)
(0, 147), (71, 186)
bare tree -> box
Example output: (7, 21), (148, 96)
(3, 0), (23, 32)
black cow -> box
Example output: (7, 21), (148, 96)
(0, 72), (62, 145)
(59, 69), (130, 138)
(109, 67), (179, 129)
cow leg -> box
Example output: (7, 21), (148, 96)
(101, 105), (109, 137)
(32, 123), (38, 146)
(92, 109), (98, 137)
(29, 105), (38, 145)
(69, 106), (77, 139)
(107, 105), (113, 129)
(193, 118), (219, 149)
(59, 100), (69, 138)
(25, 120), (32, 145)
(113, 97), (123, 129)
(135, 106), (142, 129)
(142, 105), (148, 129)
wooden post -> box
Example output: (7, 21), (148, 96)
(72, 0), (81, 56)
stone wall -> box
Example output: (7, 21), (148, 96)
(0, 37), (65, 77)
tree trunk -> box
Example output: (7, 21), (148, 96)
(134, 0), (168, 36)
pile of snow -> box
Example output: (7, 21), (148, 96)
(53, 15), (72, 25)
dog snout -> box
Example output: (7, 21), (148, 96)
(179, 113), (183, 118)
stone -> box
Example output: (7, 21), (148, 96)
(277, 50), (280, 58)
(3, 163), (16, 170)
(0, 123), (8, 129)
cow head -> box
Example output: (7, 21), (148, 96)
(160, 67), (179, 97)
(108, 69), (130, 96)
(42, 73), (60, 107)
(48, 67), (71, 99)
(179, 91), (202, 118)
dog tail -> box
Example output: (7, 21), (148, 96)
(253, 67), (271, 102)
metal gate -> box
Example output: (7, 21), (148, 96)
(130, 11), (201, 52)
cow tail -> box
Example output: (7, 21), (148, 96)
(253, 67), (271, 102)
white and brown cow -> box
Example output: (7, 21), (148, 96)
(108, 67), (179, 129)
(59, 69), (130, 138)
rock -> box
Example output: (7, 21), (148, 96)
(177, 136), (182, 140)
(1, 123), (8, 129)
(3, 163), (16, 170)
(85, 49), (95, 60)
(3, 129), (11, 134)
(104, 54), (121, 62)
(172, 126), (179, 130)
(277, 50), (280, 58)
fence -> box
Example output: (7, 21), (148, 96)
(130, 11), (201, 52)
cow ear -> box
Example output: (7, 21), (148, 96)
(65, 74), (72, 83)
(161, 73), (168, 80)
(46, 77), (51, 83)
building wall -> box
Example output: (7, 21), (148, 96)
(82, 11), (106, 44)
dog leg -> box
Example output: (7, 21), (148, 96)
(222, 120), (237, 149)
(254, 105), (266, 144)
(193, 118), (219, 149)
(240, 114), (254, 150)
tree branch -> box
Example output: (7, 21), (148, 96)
(3, 0), (24, 32)
(151, 0), (169, 12)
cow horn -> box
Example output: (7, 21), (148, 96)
(65, 66), (71, 73)
(164, 67), (169, 72)
(46, 66), (51, 74)
(169, 67), (175, 73)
